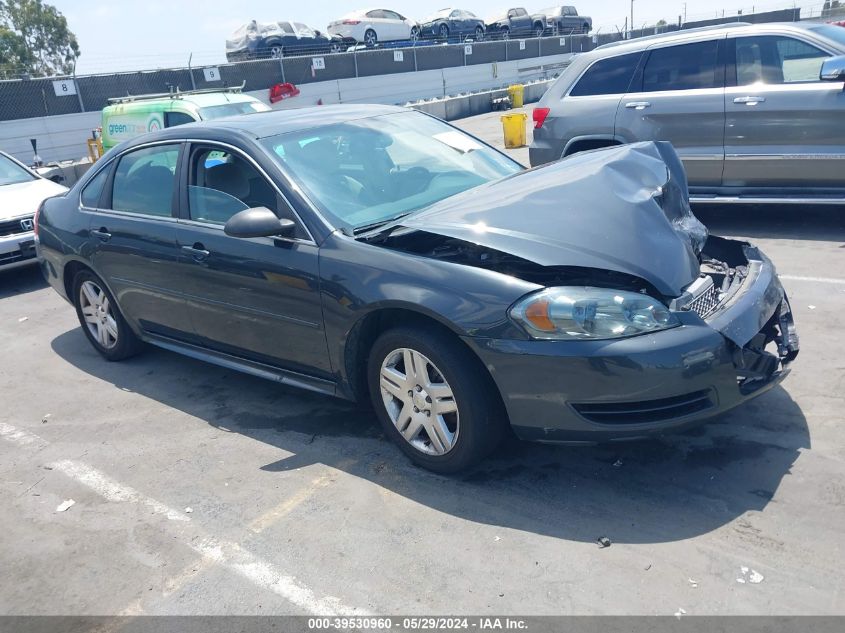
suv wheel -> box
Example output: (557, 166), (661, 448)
(73, 270), (143, 361)
(368, 326), (505, 473)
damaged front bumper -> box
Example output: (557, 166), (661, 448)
(465, 238), (799, 443)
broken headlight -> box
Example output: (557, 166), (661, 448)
(509, 287), (680, 340)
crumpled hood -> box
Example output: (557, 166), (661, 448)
(1, 178), (67, 221)
(397, 141), (707, 297)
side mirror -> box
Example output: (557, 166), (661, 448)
(820, 55), (845, 82)
(224, 207), (296, 238)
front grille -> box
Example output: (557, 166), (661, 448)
(0, 216), (33, 237)
(685, 283), (721, 319)
(571, 389), (715, 425)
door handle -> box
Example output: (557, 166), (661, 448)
(90, 228), (111, 242)
(733, 96), (766, 105)
(181, 243), (210, 261)
(625, 101), (651, 110)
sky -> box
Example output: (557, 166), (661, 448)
(50, 0), (831, 74)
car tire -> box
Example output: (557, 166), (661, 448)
(268, 44), (284, 59)
(501, 27), (510, 40)
(534, 24), (545, 38)
(438, 24), (449, 40)
(73, 270), (143, 362)
(364, 29), (377, 47)
(410, 26), (420, 41)
(368, 326), (506, 473)
(474, 26), (484, 41)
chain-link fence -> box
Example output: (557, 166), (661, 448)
(0, 4), (821, 124)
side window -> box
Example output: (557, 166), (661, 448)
(569, 52), (642, 97)
(508, 10), (517, 18)
(384, 11), (401, 20)
(734, 36), (830, 85)
(279, 22), (294, 34)
(80, 166), (110, 208)
(111, 144), (179, 216)
(450, 10), (460, 18)
(366, 10), (382, 18)
(188, 146), (278, 225)
(515, 9), (527, 17)
(642, 40), (719, 92)
(164, 111), (196, 128)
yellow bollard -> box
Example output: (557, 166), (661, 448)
(500, 112), (528, 149)
(507, 84), (525, 108)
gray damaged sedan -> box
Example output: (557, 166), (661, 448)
(35, 105), (799, 472)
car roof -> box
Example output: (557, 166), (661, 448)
(126, 104), (408, 146)
(594, 21), (831, 54)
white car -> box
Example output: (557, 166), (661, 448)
(327, 8), (419, 47)
(0, 151), (67, 272)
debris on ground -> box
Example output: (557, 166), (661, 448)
(18, 317), (28, 323)
(494, 536), (501, 542)
(184, 507), (193, 514)
(41, 414), (51, 424)
(808, 305), (816, 310)
(645, 564), (652, 571)
(596, 536), (611, 548)
(612, 459), (623, 468)
(674, 608), (686, 619)
(688, 578), (699, 588)
(736, 566), (765, 584)
(55, 499), (75, 512)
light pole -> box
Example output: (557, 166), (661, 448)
(630, 0), (635, 38)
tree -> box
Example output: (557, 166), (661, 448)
(0, 0), (79, 77)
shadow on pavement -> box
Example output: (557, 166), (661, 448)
(693, 203), (845, 242)
(0, 264), (47, 299)
(51, 326), (809, 546)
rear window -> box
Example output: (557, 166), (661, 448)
(569, 52), (642, 96)
(641, 40), (719, 92)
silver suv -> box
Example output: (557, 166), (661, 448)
(529, 23), (845, 203)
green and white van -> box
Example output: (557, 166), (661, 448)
(101, 88), (271, 151)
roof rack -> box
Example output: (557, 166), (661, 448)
(597, 22), (752, 49)
(107, 81), (246, 105)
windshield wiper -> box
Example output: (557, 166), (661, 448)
(352, 212), (413, 239)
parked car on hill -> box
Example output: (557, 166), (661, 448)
(539, 6), (592, 34)
(530, 22), (845, 203)
(419, 8), (485, 41)
(225, 20), (345, 61)
(37, 105), (798, 472)
(485, 8), (547, 39)
(327, 9), (420, 47)
(1, 151), (66, 272)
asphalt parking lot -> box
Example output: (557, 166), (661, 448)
(2, 109), (844, 617)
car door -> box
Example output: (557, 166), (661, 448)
(614, 37), (726, 187)
(383, 10), (409, 40)
(512, 9), (531, 35)
(173, 142), (331, 377)
(85, 142), (195, 340)
(723, 34), (845, 190)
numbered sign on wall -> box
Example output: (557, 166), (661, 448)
(393, 50), (404, 62)
(52, 80), (77, 97)
(203, 68), (221, 82)
(464, 45), (473, 55)
(559, 38), (566, 46)
(312, 57), (326, 70)
(519, 40), (526, 50)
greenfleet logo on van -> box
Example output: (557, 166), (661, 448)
(105, 114), (163, 143)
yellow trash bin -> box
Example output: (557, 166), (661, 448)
(508, 84), (525, 108)
(500, 112), (528, 149)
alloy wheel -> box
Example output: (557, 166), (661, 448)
(79, 280), (118, 350)
(379, 347), (459, 456)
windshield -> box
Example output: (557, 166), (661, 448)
(198, 101), (271, 119)
(422, 9), (451, 21)
(293, 22), (315, 36)
(262, 111), (521, 231)
(0, 154), (37, 186)
(807, 24), (845, 49)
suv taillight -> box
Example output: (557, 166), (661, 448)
(533, 107), (550, 129)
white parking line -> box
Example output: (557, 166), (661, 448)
(1, 423), (370, 616)
(49, 460), (189, 522)
(780, 275), (845, 285)
(0, 422), (45, 447)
